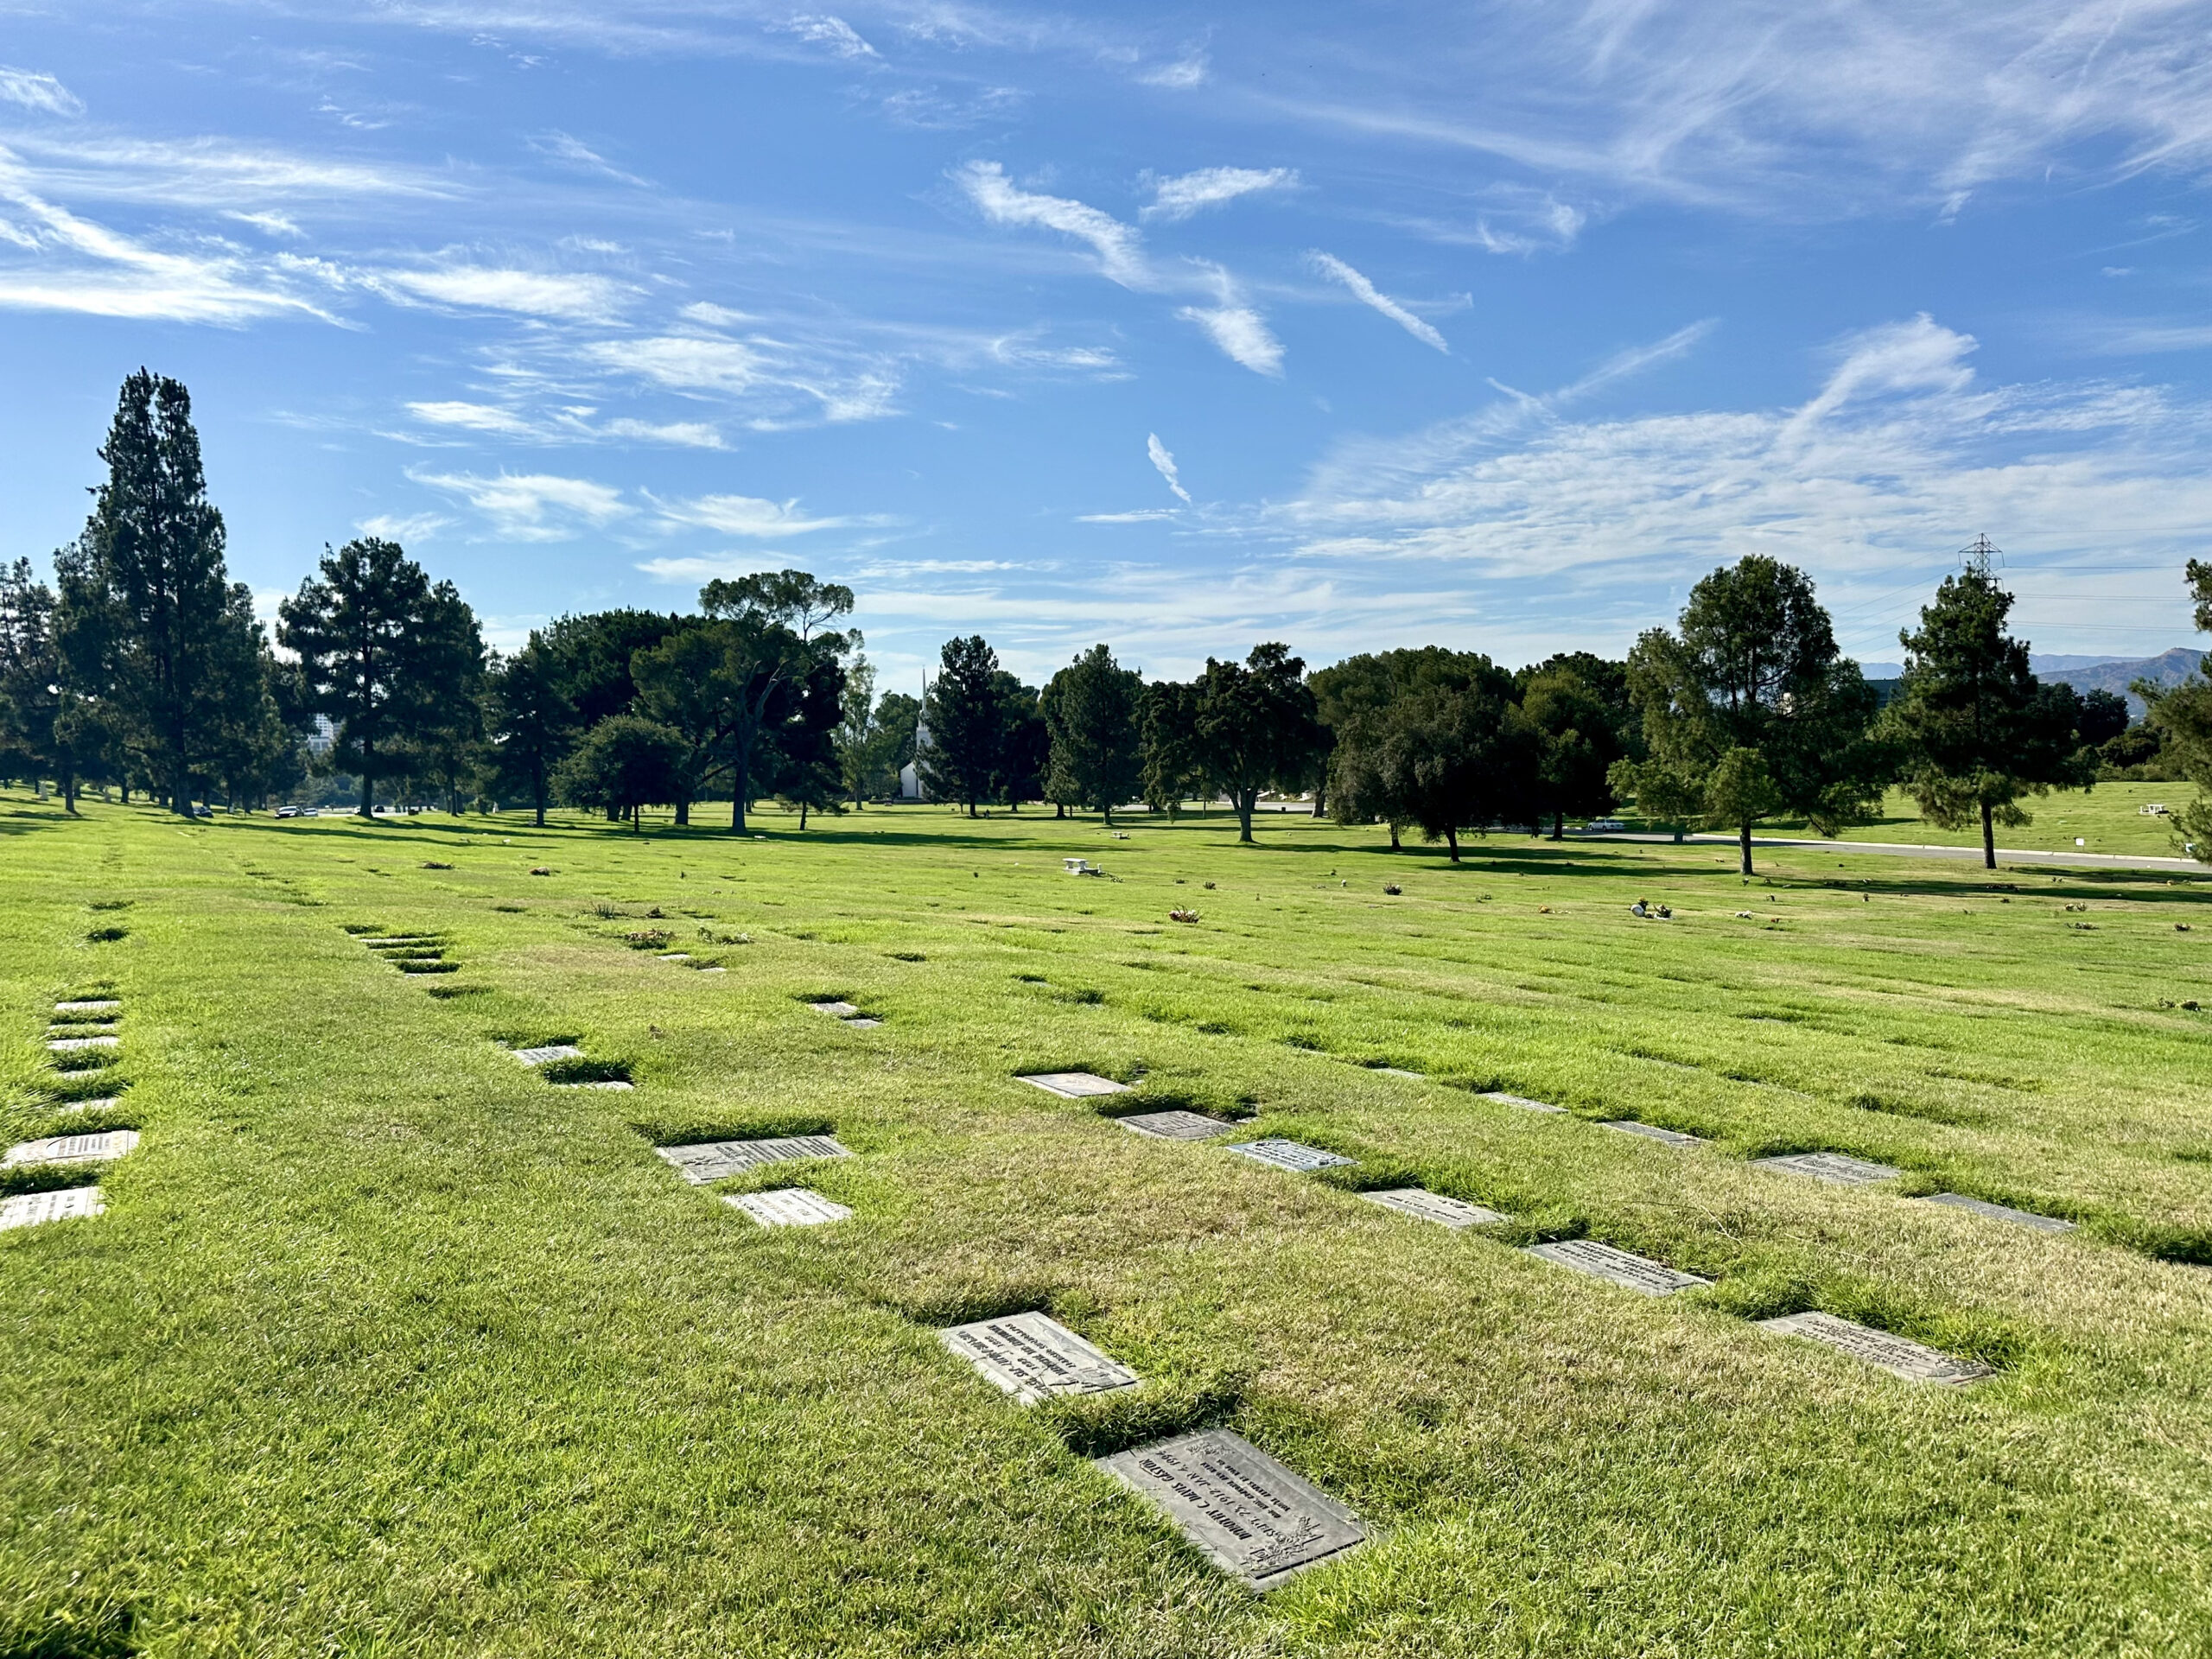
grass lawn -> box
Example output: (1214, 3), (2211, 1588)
(1810, 780), (2198, 859)
(5, 793), (2212, 1656)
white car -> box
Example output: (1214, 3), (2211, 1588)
(1586, 817), (1627, 832)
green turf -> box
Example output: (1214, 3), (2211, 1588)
(5, 794), (2212, 1656)
(1811, 780), (2196, 858)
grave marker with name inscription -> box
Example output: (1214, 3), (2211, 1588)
(1481, 1091), (1567, 1114)
(511, 1044), (582, 1066)
(1523, 1239), (1710, 1295)
(842, 1016), (883, 1029)
(1118, 1109), (1232, 1141)
(1758, 1312), (1991, 1383)
(0, 1185), (105, 1230)
(1921, 1192), (2075, 1232)
(54, 1096), (120, 1116)
(1227, 1139), (1354, 1173)
(1097, 1429), (1365, 1592)
(4, 1129), (140, 1169)
(725, 1187), (851, 1228)
(941, 1311), (1140, 1403)
(555, 1079), (635, 1090)
(654, 1135), (855, 1184)
(1359, 1188), (1504, 1228)
(1751, 1152), (1900, 1185)
(1599, 1120), (1707, 1148)
(1018, 1072), (1129, 1099)
(47, 1035), (120, 1052)
(54, 1000), (120, 1014)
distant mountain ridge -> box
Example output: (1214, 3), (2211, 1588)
(1853, 648), (2203, 718)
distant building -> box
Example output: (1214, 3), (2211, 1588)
(306, 715), (336, 755)
(897, 673), (931, 800)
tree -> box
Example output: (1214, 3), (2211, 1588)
(2074, 688), (2131, 749)
(1882, 545), (2092, 870)
(991, 670), (1047, 810)
(918, 635), (1005, 816)
(2141, 563), (2212, 862)
(632, 625), (745, 825)
(278, 538), (482, 819)
(834, 661), (918, 807)
(539, 609), (685, 728)
(78, 371), (257, 813)
(405, 578), (488, 814)
(1192, 642), (1327, 842)
(1611, 556), (1883, 874)
(487, 639), (576, 826)
(1042, 645), (1145, 823)
(553, 715), (687, 829)
(1520, 654), (1636, 838)
(1313, 652), (1409, 849)
(695, 570), (857, 831)
(1139, 680), (1206, 817)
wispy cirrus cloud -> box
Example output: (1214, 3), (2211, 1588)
(528, 130), (649, 186)
(1141, 165), (1297, 222)
(779, 15), (878, 59)
(0, 67), (82, 118)
(408, 467), (632, 540)
(1147, 432), (1191, 502)
(955, 160), (1149, 286)
(649, 492), (874, 537)
(371, 264), (635, 321)
(1306, 251), (1446, 352)
(1176, 262), (1282, 377)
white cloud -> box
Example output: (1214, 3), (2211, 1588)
(1141, 166), (1296, 222)
(780, 15), (879, 58)
(529, 131), (648, 186)
(954, 160), (1148, 287)
(355, 512), (453, 543)
(0, 69), (83, 118)
(1147, 432), (1191, 502)
(0, 134), (454, 207)
(650, 493), (865, 536)
(1077, 508), (1180, 523)
(586, 333), (763, 391)
(407, 400), (536, 434)
(635, 555), (781, 582)
(225, 210), (302, 238)
(601, 417), (724, 447)
(1307, 251), (1447, 353)
(374, 265), (632, 322)
(409, 468), (632, 540)
(1139, 54), (1210, 91)
(1176, 264), (1283, 377)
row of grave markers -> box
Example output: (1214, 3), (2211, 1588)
(4, 995), (134, 1232)
(629, 1059), (2029, 1591)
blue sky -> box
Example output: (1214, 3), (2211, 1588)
(3, 2), (2211, 692)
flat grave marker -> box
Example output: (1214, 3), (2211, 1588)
(511, 1044), (583, 1066)
(1118, 1109), (1233, 1141)
(5, 1129), (140, 1170)
(54, 1000), (120, 1014)
(810, 1001), (860, 1017)
(1096, 1428), (1365, 1592)
(1758, 1311), (1991, 1384)
(655, 1135), (854, 1184)
(359, 937), (430, 947)
(0, 1185), (105, 1230)
(1372, 1067), (1423, 1080)
(941, 1311), (1140, 1403)
(656, 952), (692, 962)
(53, 1096), (120, 1116)
(1751, 1152), (1900, 1185)
(842, 1016), (883, 1029)
(46, 1035), (120, 1052)
(725, 1187), (851, 1228)
(556, 1080), (635, 1090)
(1359, 1187), (1504, 1228)
(1523, 1239), (1710, 1296)
(1481, 1091), (1567, 1114)
(1922, 1193), (2075, 1233)
(1227, 1138), (1355, 1173)
(1600, 1120), (1707, 1148)
(1019, 1072), (1129, 1099)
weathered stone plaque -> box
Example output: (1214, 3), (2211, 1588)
(1751, 1151), (1899, 1185)
(1097, 1429), (1364, 1591)
(1227, 1138), (1354, 1173)
(1019, 1071), (1129, 1098)
(46, 1035), (119, 1052)
(810, 1000), (860, 1017)
(941, 1311), (1140, 1403)
(1923, 1192), (2075, 1233)
(842, 1016), (883, 1029)
(359, 937), (429, 947)
(0, 1185), (105, 1230)
(555, 1079), (634, 1090)
(4, 1130), (140, 1169)
(1373, 1067), (1423, 1080)
(696, 966), (728, 974)
(1523, 1239), (1710, 1295)
(1481, 1090), (1567, 1114)
(725, 1187), (851, 1227)
(512, 1044), (582, 1066)
(1118, 1109), (1230, 1141)
(1599, 1120), (1707, 1148)
(656, 952), (691, 962)
(1359, 1187), (1503, 1228)
(654, 1135), (854, 1183)
(54, 1096), (120, 1116)
(54, 1000), (120, 1014)
(1758, 1312), (1991, 1383)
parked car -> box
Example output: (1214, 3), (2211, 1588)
(275, 804), (301, 818)
(1586, 817), (1627, 832)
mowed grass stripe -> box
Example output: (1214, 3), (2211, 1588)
(3, 795), (2210, 1655)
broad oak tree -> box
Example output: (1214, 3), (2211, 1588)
(1191, 642), (1326, 843)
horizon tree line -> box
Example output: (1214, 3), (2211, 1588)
(0, 372), (2202, 872)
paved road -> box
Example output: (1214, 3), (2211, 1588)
(1580, 831), (2206, 875)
